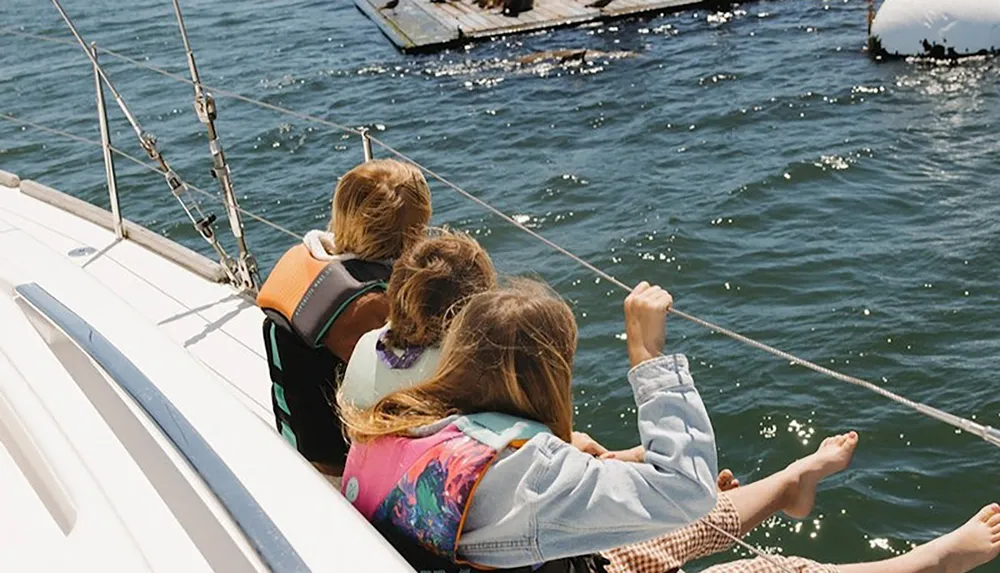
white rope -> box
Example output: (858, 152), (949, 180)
(7, 27), (1000, 571)
(1, 109), (798, 573)
(0, 29), (364, 138)
(8, 20), (997, 448)
(363, 136), (1000, 450)
(0, 113), (303, 241)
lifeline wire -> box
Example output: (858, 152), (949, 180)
(5, 27), (999, 449)
(0, 113), (302, 241)
(1, 28), (364, 137)
(370, 135), (1000, 450)
(2, 110), (802, 573)
(5, 27), (978, 573)
(42, 2), (244, 287)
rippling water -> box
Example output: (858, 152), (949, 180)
(2, 0), (999, 569)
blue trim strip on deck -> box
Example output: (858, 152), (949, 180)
(15, 282), (311, 573)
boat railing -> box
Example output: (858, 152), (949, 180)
(17, 178), (229, 283)
(3, 11), (1000, 573)
(90, 43), (123, 240)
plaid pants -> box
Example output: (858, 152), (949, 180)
(602, 494), (838, 573)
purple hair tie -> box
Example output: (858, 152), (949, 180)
(376, 330), (425, 370)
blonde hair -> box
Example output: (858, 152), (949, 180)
(384, 229), (497, 349)
(341, 279), (577, 443)
(330, 159), (432, 261)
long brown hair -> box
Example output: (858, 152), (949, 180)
(340, 279), (577, 443)
(384, 229), (497, 349)
(330, 159), (432, 261)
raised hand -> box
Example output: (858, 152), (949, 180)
(623, 281), (673, 367)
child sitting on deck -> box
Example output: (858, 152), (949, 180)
(338, 279), (1000, 573)
(339, 228), (497, 409)
(256, 158), (431, 477)
(339, 279), (720, 571)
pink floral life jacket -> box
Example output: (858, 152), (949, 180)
(341, 413), (547, 564)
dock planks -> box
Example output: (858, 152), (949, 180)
(355, 0), (718, 52)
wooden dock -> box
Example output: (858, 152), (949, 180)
(355, 0), (722, 52)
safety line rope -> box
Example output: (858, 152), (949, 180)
(4, 26), (998, 447)
(0, 28), (364, 137)
(0, 112), (302, 241)
(370, 135), (1000, 443)
(2, 110), (801, 573)
(4, 28), (997, 449)
(8, 23), (997, 573)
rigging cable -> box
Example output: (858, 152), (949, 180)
(170, 0), (259, 293)
(369, 135), (1000, 452)
(0, 28), (365, 137)
(0, 112), (302, 242)
(4, 26), (998, 449)
(4, 26), (997, 449)
(44, 3), (242, 286)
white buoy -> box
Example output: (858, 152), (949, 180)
(870, 0), (1000, 58)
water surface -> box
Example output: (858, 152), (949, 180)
(2, 0), (999, 568)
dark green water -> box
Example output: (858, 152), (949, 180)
(2, 0), (999, 569)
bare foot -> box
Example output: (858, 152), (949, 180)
(717, 469), (740, 492)
(782, 431), (858, 519)
(923, 504), (1000, 573)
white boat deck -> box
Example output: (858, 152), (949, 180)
(0, 179), (273, 420)
(0, 174), (413, 572)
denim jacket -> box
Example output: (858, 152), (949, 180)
(455, 354), (718, 568)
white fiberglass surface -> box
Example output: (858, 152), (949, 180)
(0, 182), (273, 420)
(0, 186), (414, 572)
(0, 291), (209, 572)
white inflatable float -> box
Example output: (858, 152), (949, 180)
(869, 0), (1000, 58)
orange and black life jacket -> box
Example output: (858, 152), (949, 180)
(257, 244), (392, 466)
